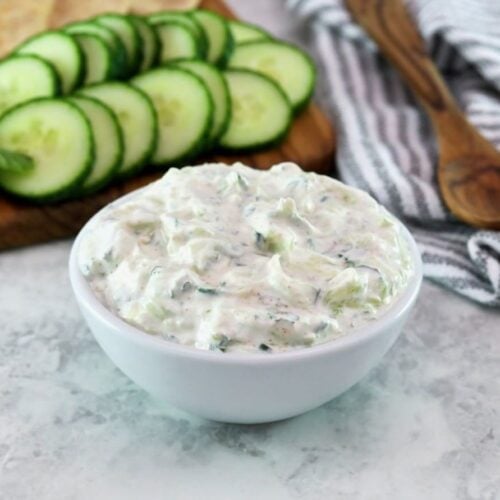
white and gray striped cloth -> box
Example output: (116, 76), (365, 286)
(288, 0), (500, 307)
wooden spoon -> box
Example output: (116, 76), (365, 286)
(346, 0), (500, 229)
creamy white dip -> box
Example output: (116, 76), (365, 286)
(79, 162), (413, 353)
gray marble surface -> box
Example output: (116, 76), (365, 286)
(1, 1), (500, 499)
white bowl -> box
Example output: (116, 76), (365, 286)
(69, 190), (422, 424)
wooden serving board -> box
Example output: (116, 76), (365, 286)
(0, 0), (336, 251)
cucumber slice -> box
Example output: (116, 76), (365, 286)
(228, 20), (271, 44)
(72, 33), (113, 85)
(0, 98), (93, 201)
(79, 82), (157, 177)
(190, 9), (233, 66)
(16, 31), (84, 94)
(220, 69), (292, 151)
(174, 59), (230, 144)
(154, 22), (201, 63)
(148, 11), (208, 58)
(65, 21), (127, 79)
(131, 67), (213, 166)
(68, 96), (123, 194)
(0, 55), (60, 117)
(95, 14), (142, 76)
(130, 16), (160, 71)
(0, 149), (34, 173)
(227, 40), (316, 112)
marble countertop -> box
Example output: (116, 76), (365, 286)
(2, 2), (500, 499)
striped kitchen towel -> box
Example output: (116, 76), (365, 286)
(288, 0), (500, 307)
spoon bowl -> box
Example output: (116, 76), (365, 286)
(439, 154), (500, 229)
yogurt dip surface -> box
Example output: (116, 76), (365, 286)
(79, 162), (413, 353)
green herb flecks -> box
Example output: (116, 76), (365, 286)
(198, 287), (218, 295)
(210, 334), (230, 352)
(337, 253), (356, 268)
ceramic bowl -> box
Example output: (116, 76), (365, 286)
(69, 191), (422, 424)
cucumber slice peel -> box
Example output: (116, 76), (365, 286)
(16, 31), (84, 94)
(190, 9), (233, 66)
(148, 11), (208, 58)
(0, 55), (60, 117)
(131, 67), (213, 166)
(68, 96), (123, 194)
(95, 14), (142, 76)
(130, 16), (160, 71)
(173, 59), (230, 144)
(0, 98), (94, 201)
(65, 21), (127, 80)
(228, 20), (271, 44)
(72, 33), (113, 85)
(79, 82), (157, 177)
(227, 40), (316, 112)
(220, 69), (292, 151)
(154, 21), (202, 63)
(0, 149), (34, 173)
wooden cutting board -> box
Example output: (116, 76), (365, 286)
(0, 0), (336, 251)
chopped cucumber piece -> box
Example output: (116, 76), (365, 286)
(95, 14), (142, 76)
(228, 40), (316, 112)
(72, 33), (113, 85)
(130, 16), (160, 71)
(228, 20), (270, 44)
(220, 69), (292, 151)
(68, 96), (123, 194)
(79, 82), (157, 177)
(190, 10), (233, 66)
(0, 55), (60, 117)
(65, 21), (127, 79)
(148, 11), (208, 58)
(16, 31), (84, 94)
(154, 22), (201, 63)
(0, 98), (93, 201)
(131, 67), (213, 166)
(0, 149), (34, 173)
(174, 59), (230, 144)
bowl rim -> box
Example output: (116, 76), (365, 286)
(69, 184), (423, 366)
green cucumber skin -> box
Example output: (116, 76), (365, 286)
(115, 83), (158, 178)
(0, 97), (94, 202)
(131, 66), (213, 168)
(94, 14), (142, 77)
(228, 20), (271, 44)
(160, 68), (213, 167)
(78, 82), (158, 178)
(67, 32), (87, 91)
(215, 71), (231, 142)
(148, 12), (208, 59)
(129, 16), (161, 71)
(189, 9), (234, 67)
(219, 69), (292, 153)
(64, 21), (128, 80)
(15, 31), (86, 94)
(72, 33), (113, 85)
(217, 29), (235, 68)
(154, 21), (203, 63)
(67, 95), (124, 195)
(172, 59), (231, 148)
(0, 54), (62, 117)
(228, 40), (317, 114)
(187, 14), (209, 60)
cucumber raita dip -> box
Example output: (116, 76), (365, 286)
(79, 162), (413, 353)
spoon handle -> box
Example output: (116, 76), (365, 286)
(345, 0), (467, 136)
